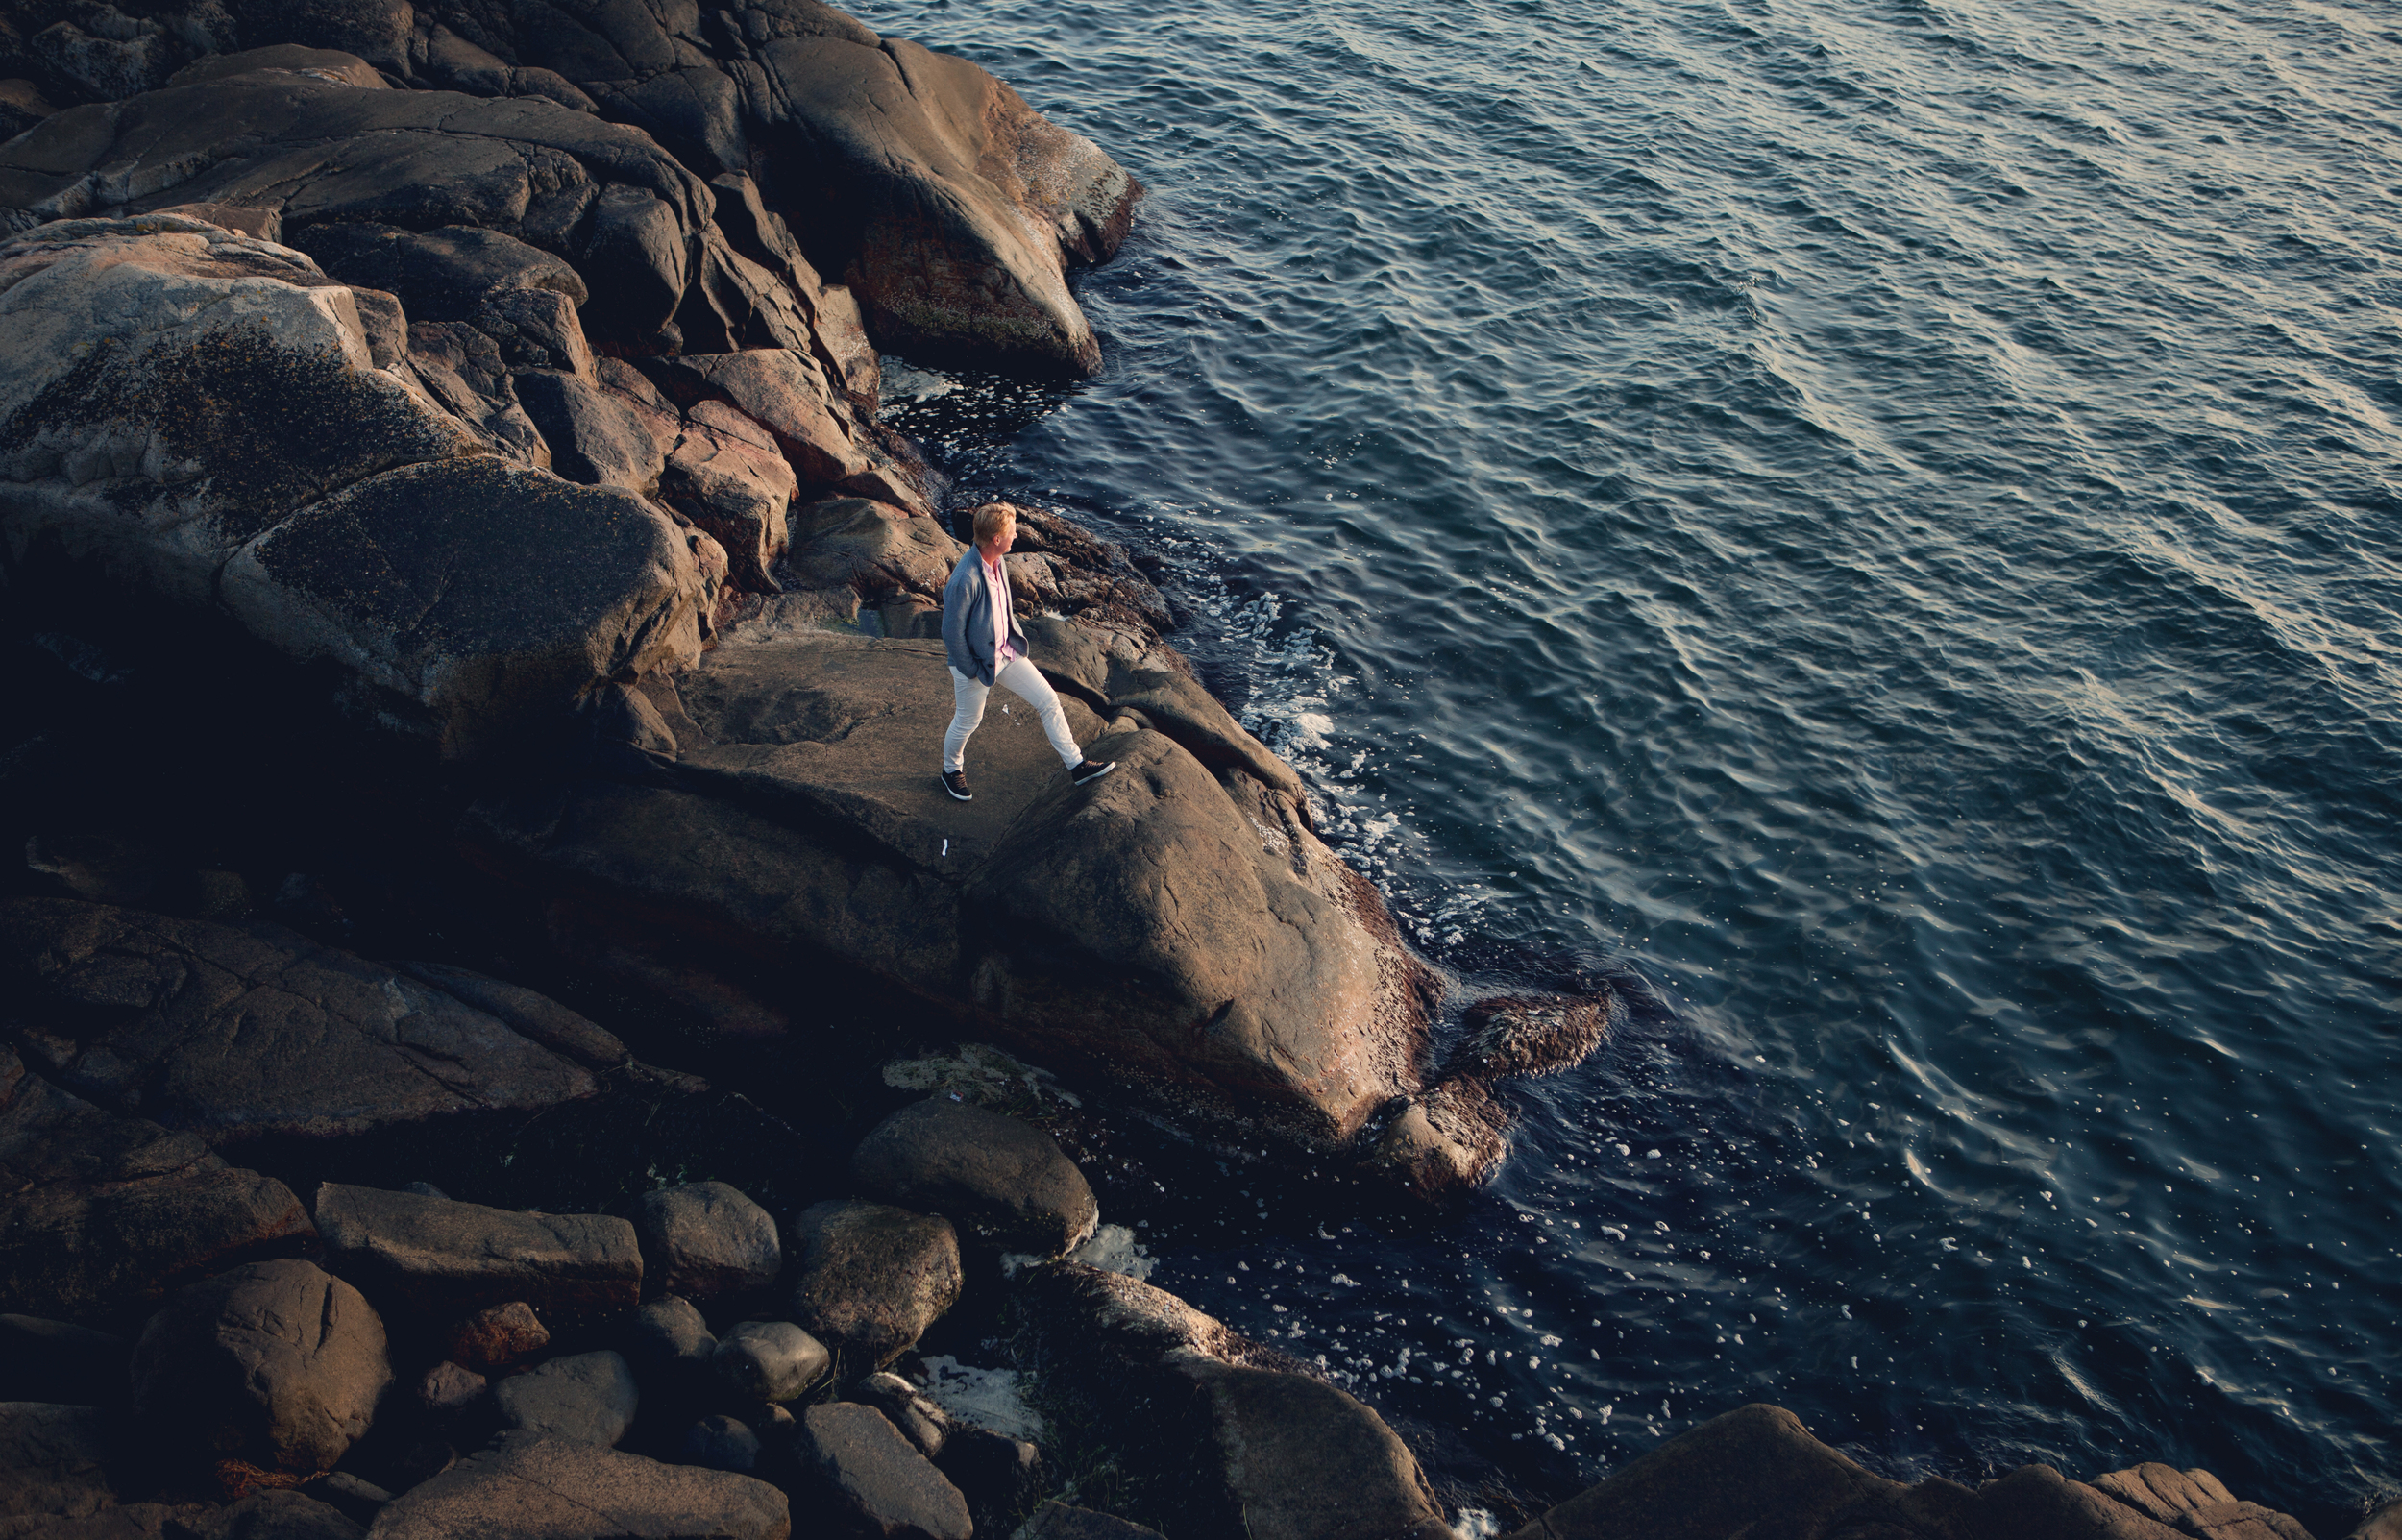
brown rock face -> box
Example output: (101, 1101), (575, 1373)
(0, 1045), (313, 1326)
(441, 1302), (550, 1374)
(789, 1201), (963, 1369)
(312, 1183), (642, 1326)
(848, 1098), (1097, 1258)
(633, 1182), (783, 1308)
(368, 1430), (790, 1539)
(131, 1259), (392, 1475)
(797, 1403), (971, 1540)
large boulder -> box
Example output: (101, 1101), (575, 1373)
(1012, 1263), (1448, 1540)
(795, 1403), (970, 1540)
(365, 1430), (789, 1539)
(0, 216), (716, 761)
(130, 1259), (392, 1475)
(633, 1182), (781, 1308)
(0, 1045), (313, 1325)
(788, 1202), (961, 1369)
(491, 1350), (639, 1447)
(312, 1183), (642, 1326)
(848, 1098), (1096, 1257)
(0, 899), (600, 1145)
(465, 635), (1443, 1169)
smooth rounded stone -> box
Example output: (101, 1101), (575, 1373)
(131, 1259), (391, 1475)
(368, 1430), (788, 1540)
(442, 1302), (549, 1373)
(855, 1372), (950, 1458)
(634, 1182), (781, 1306)
(1014, 1502), (1168, 1540)
(850, 1099), (1097, 1257)
(711, 1321), (828, 1405)
(798, 1403), (971, 1540)
(0, 1315), (131, 1405)
(789, 1203), (963, 1368)
(1445, 990), (1618, 1080)
(0, 1403), (125, 1520)
(492, 1351), (639, 1448)
(312, 1184), (642, 1327)
(681, 1414), (761, 1473)
(624, 1297), (717, 1391)
(415, 1362), (487, 1418)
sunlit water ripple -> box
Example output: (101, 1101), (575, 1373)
(855, 0), (2402, 1524)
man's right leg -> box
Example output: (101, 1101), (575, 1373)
(944, 668), (990, 773)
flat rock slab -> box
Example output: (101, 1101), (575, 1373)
(365, 1430), (789, 1539)
(492, 1350), (638, 1447)
(797, 1403), (969, 1540)
(131, 1258), (391, 1475)
(676, 637), (1105, 877)
(0, 1046), (313, 1326)
(0, 899), (598, 1144)
(850, 1098), (1096, 1257)
(313, 1183), (641, 1326)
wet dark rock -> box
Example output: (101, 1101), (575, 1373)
(366, 1430), (787, 1539)
(413, 1362), (486, 1419)
(633, 1182), (781, 1308)
(849, 1097), (1096, 1257)
(1014, 1263), (1448, 1540)
(130, 1259), (391, 1475)
(312, 1183), (642, 1327)
(0, 899), (599, 1146)
(788, 1202), (961, 1370)
(622, 1297), (716, 1393)
(491, 1350), (638, 1447)
(0, 1045), (313, 1326)
(1015, 1502), (1167, 1540)
(680, 1414), (760, 1474)
(796, 1403), (970, 1540)
(0, 1315), (132, 1405)
(439, 1302), (549, 1374)
(1445, 990), (1617, 1081)
(709, 1321), (828, 1406)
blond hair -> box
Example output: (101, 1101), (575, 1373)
(970, 502), (1017, 543)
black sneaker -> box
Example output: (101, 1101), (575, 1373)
(941, 770), (972, 801)
(1069, 759), (1116, 786)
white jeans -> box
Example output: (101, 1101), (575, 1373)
(944, 657), (1081, 771)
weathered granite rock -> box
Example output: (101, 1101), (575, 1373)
(709, 1321), (828, 1406)
(0, 1403), (126, 1520)
(312, 1183), (642, 1326)
(1014, 1263), (1448, 1540)
(0, 900), (599, 1144)
(796, 1404), (970, 1540)
(659, 402), (797, 591)
(789, 1203), (961, 1369)
(1969, 1464), (2187, 1540)
(0, 218), (716, 761)
(2091, 1464), (2313, 1540)
(414, 1361), (486, 1418)
(440, 1302), (548, 1373)
(622, 1296), (716, 1392)
(682, 1414), (760, 1474)
(130, 1259), (391, 1475)
(1, 79), (60, 140)
(492, 1350), (638, 1447)
(365, 1430), (789, 1539)
(780, 499), (960, 599)
(633, 1183), (781, 1307)
(0, 1316), (132, 1405)
(849, 1098), (1097, 1257)
(389, 963), (628, 1070)
(2356, 1500), (2402, 1540)
(0, 1046), (313, 1325)
(1014, 1503), (1167, 1540)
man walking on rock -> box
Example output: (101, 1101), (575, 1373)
(940, 501), (1115, 801)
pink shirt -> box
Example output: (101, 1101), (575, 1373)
(983, 554), (1017, 666)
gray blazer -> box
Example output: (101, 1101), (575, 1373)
(940, 547), (1027, 685)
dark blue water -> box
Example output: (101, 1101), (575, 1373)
(858, 0), (2402, 1524)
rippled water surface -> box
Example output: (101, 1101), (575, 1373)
(855, 0), (2402, 1522)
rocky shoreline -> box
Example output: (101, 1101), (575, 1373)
(0, 0), (2380, 1535)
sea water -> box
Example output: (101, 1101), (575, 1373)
(856, 0), (2402, 1523)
